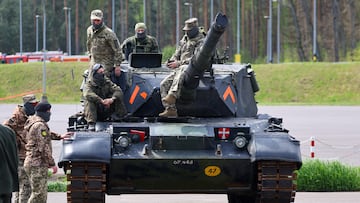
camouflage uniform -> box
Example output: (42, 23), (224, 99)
(160, 33), (204, 103)
(0, 124), (19, 203)
(3, 106), (31, 203)
(121, 35), (159, 61)
(83, 76), (127, 123)
(23, 115), (61, 203)
(86, 23), (122, 76)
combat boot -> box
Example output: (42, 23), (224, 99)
(159, 107), (178, 117)
(162, 94), (176, 105)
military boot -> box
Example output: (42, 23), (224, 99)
(159, 107), (178, 117)
(162, 94), (176, 105)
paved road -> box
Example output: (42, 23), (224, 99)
(44, 192), (360, 203)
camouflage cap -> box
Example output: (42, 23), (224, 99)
(22, 94), (37, 104)
(90, 9), (103, 20)
(183, 18), (198, 31)
(135, 23), (147, 31)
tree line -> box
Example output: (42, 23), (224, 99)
(0, 0), (359, 63)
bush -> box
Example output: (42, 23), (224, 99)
(297, 159), (360, 191)
(48, 181), (67, 192)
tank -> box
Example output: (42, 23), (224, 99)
(58, 13), (302, 203)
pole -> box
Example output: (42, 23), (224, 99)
(143, 0), (146, 24)
(36, 15), (40, 52)
(42, 0), (47, 98)
(235, 0), (241, 63)
(68, 8), (71, 56)
(176, 0), (179, 46)
(267, 0), (272, 63)
(112, 0), (115, 30)
(313, 0), (317, 62)
(277, 0), (281, 63)
(210, 0), (214, 21)
(19, 0), (23, 56)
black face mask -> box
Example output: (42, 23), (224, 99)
(36, 111), (51, 122)
(93, 73), (105, 86)
(23, 102), (36, 116)
(136, 31), (146, 39)
(92, 21), (103, 30)
(186, 27), (199, 39)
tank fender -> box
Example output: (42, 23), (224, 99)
(58, 131), (111, 168)
(248, 132), (302, 165)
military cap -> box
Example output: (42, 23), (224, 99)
(183, 18), (198, 31)
(90, 9), (103, 20)
(135, 23), (147, 31)
(92, 63), (103, 73)
(35, 101), (51, 112)
(22, 94), (37, 104)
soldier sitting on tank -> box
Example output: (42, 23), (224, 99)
(121, 22), (159, 61)
(159, 18), (205, 117)
(83, 64), (127, 130)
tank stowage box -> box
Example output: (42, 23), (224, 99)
(59, 13), (301, 203)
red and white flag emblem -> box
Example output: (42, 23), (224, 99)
(218, 128), (230, 139)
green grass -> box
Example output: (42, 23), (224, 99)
(0, 62), (359, 104)
(297, 159), (360, 191)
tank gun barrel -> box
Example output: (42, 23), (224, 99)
(183, 12), (228, 90)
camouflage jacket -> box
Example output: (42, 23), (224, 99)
(170, 33), (205, 66)
(86, 24), (123, 67)
(84, 76), (123, 103)
(23, 115), (59, 167)
(121, 35), (159, 60)
(3, 105), (28, 160)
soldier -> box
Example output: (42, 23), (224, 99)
(159, 18), (205, 117)
(23, 101), (72, 203)
(86, 9), (123, 76)
(121, 22), (159, 61)
(84, 64), (127, 130)
(3, 94), (38, 203)
(0, 124), (19, 203)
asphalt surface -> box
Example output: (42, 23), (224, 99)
(2, 104), (360, 202)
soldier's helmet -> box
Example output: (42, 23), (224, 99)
(183, 18), (198, 31)
(22, 94), (37, 104)
(90, 9), (103, 20)
(135, 23), (147, 32)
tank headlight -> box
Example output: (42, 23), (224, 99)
(117, 136), (130, 148)
(234, 136), (247, 149)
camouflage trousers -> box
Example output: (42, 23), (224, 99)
(84, 99), (127, 123)
(23, 165), (48, 203)
(14, 160), (31, 203)
(160, 65), (187, 107)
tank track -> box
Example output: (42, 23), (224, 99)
(65, 162), (107, 203)
(256, 161), (298, 203)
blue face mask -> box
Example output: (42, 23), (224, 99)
(92, 21), (103, 30)
(186, 27), (199, 39)
(136, 31), (146, 39)
(36, 111), (51, 122)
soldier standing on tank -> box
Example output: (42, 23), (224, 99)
(84, 64), (127, 130)
(3, 94), (38, 203)
(0, 124), (19, 203)
(23, 101), (72, 203)
(159, 18), (205, 117)
(87, 9), (123, 77)
(121, 22), (159, 61)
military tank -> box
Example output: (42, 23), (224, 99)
(58, 13), (302, 203)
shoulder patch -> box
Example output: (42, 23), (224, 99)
(41, 129), (48, 137)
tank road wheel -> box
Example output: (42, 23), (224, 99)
(64, 162), (107, 203)
(257, 161), (298, 203)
